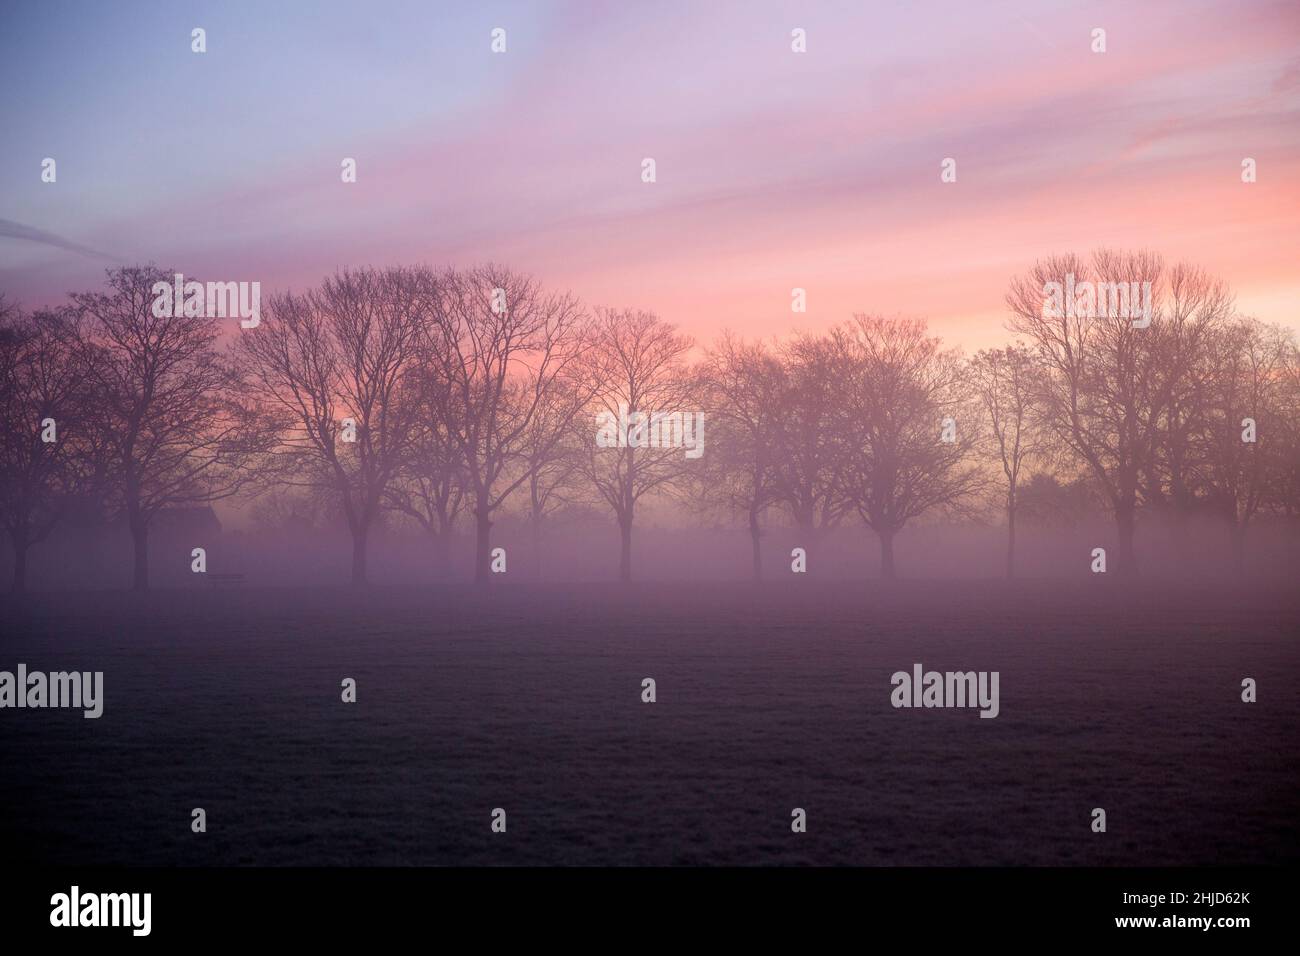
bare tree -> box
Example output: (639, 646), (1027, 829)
(1272, 345), (1300, 529)
(237, 267), (427, 585)
(1137, 259), (1234, 558)
(833, 315), (982, 578)
(74, 266), (265, 590)
(1192, 318), (1295, 570)
(422, 266), (590, 583)
(768, 333), (851, 542)
(697, 333), (784, 580)
(1006, 250), (1218, 575)
(969, 343), (1042, 577)
(0, 302), (97, 592)
(519, 379), (588, 579)
(579, 308), (697, 582)
(384, 368), (468, 576)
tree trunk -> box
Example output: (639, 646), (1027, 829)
(130, 515), (149, 591)
(529, 475), (543, 580)
(618, 515), (632, 583)
(474, 507), (492, 584)
(880, 529), (897, 580)
(1005, 496), (1016, 579)
(748, 505), (762, 582)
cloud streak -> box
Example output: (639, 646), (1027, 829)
(0, 219), (114, 260)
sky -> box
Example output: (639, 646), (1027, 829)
(1, 0), (1298, 351)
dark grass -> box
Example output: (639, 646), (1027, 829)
(1, 579), (1297, 866)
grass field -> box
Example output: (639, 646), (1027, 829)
(2, 580), (1296, 866)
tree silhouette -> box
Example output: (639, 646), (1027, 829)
(969, 343), (1042, 577)
(236, 266), (426, 586)
(578, 308), (696, 582)
(421, 266), (590, 583)
(697, 333), (784, 580)
(0, 301), (98, 592)
(832, 316), (983, 578)
(73, 267), (265, 590)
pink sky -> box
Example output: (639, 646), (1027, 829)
(2, 0), (1298, 350)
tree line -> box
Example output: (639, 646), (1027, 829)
(2, 250), (1297, 592)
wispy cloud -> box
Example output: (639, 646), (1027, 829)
(0, 218), (114, 260)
